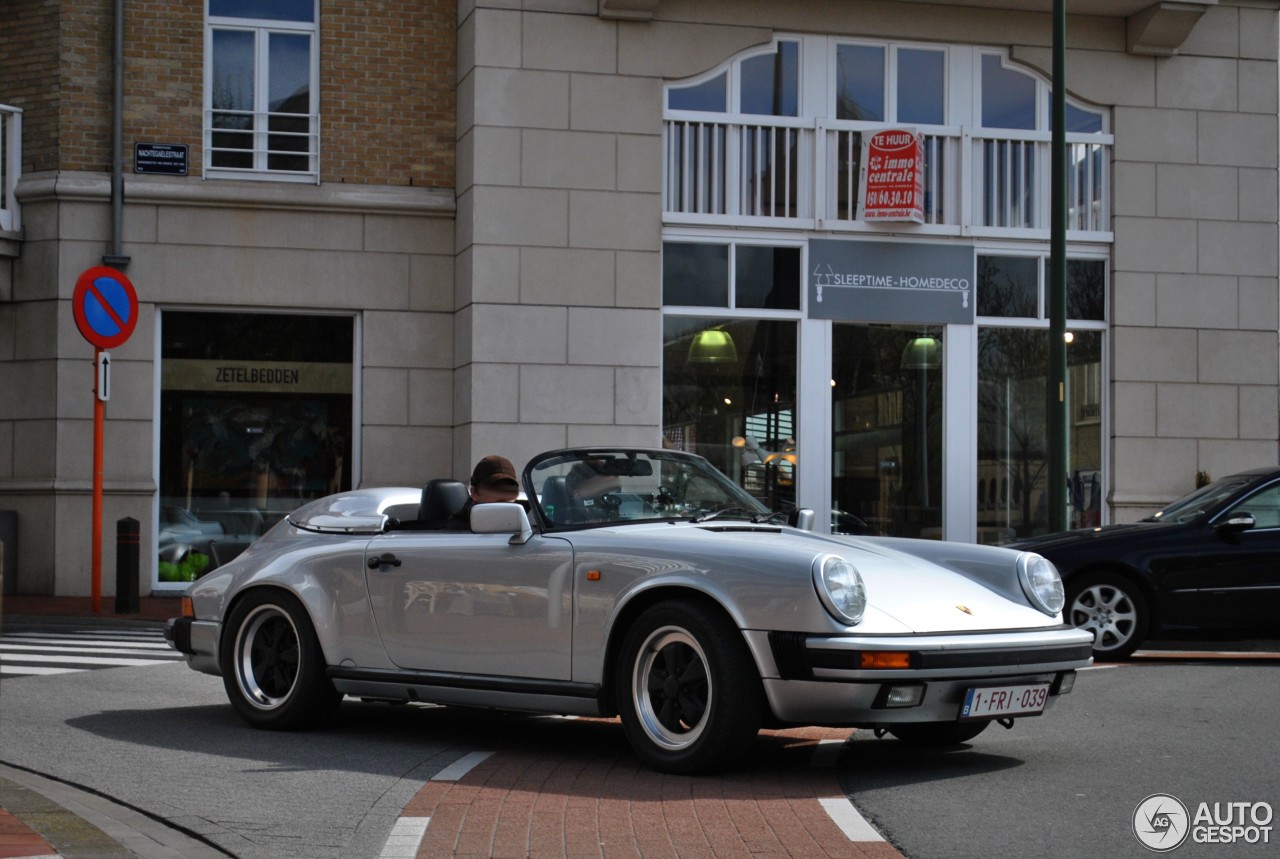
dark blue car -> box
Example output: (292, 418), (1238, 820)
(1012, 468), (1280, 658)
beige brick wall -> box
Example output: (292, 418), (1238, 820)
(0, 0), (63, 174)
(1, 1), (456, 187)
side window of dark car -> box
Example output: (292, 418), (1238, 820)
(1225, 484), (1280, 530)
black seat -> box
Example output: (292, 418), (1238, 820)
(540, 475), (573, 524)
(416, 479), (469, 528)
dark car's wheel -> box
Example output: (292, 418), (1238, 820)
(616, 601), (763, 774)
(1065, 571), (1149, 660)
(221, 589), (341, 729)
(887, 721), (989, 746)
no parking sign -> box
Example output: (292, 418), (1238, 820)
(73, 266), (138, 349)
(72, 265), (138, 613)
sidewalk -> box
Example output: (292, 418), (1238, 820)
(1, 595), (180, 625)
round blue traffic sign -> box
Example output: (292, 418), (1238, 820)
(73, 266), (138, 349)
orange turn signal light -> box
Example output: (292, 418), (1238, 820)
(859, 651), (912, 670)
(181, 596), (195, 618)
(586, 570), (602, 582)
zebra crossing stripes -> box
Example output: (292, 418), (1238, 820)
(0, 625), (184, 677)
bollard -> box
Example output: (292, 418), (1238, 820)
(115, 517), (140, 614)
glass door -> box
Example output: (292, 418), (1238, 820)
(831, 324), (943, 538)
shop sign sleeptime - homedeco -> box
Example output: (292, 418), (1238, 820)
(809, 239), (975, 325)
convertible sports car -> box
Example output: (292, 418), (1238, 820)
(1012, 467), (1280, 659)
(167, 447), (1092, 773)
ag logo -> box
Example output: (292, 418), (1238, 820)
(1133, 794), (1190, 851)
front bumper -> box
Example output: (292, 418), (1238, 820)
(164, 616), (222, 676)
(746, 626), (1093, 726)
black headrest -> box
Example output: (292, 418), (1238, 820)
(418, 479), (469, 523)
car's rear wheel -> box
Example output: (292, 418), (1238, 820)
(221, 589), (341, 729)
(1065, 571), (1149, 660)
(616, 601), (763, 774)
(887, 720), (989, 746)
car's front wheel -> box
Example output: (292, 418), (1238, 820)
(220, 589), (341, 729)
(1065, 571), (1149, 660)
(887, 721), (989, 746)
(615, 601), (763, 774)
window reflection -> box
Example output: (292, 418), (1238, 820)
(978, 255), (1039, 318)
(981, 54), (1036, 130)
(735, 246), (800, 309)
(740, 42), (799, 117)
(836, 44), (885, 121)
(663, 243), (729, 306)
(668, 72), (728, 112)
(663, 318), (798, 513)
(831, 326), (943, 539)
(158, 312), (353, 582)
(977, 329), (1102, 542)
(897, 48), (945, 124)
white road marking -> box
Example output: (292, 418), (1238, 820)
(1, 643), (182, 658)
(809, 737), (845, 768)
(0, 665), (82, 676)
(378, 816), (430, 859)
(820, 796), (885, 842)
(0, 653), (163, 667)
(432, 751), (493, 782)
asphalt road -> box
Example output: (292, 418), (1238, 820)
(3, 630), (1277, 858)
(839, 653), (1280, 859)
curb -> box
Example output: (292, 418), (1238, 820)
(0, 766), (227, 859)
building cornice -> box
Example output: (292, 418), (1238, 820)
(15, 172), (456, 217)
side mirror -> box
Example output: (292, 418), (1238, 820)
(788, 508), (816, 531)
(1215, 512), (1256, 535)
(471, 502), (534, 545)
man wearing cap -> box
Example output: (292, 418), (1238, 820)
(445, 454), (520, 529)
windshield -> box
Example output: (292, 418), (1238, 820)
(526, 449), (773, 529)
(1146, 475), (1256, 525)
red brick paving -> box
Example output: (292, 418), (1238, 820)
(0, 807), (57, 859)
(403, 719), (903, 858)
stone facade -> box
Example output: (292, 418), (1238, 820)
(0, 0), (1277, 595)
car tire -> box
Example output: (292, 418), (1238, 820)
(887, 721), (989, 746)
(616, 601), (763, 774)
(220, 589), (341, 730)
(1065, 571), (1149, 660)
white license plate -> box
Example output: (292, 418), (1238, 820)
(960, 683), (1050, 720)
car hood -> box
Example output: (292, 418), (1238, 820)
(562, 522), (1057, 634)
(1010, 521), (1170, 553)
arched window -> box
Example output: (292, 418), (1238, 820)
(664, 37), (1112, 238)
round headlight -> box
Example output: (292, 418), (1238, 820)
(1018, 553), (1065, 616)
(813, 555), (866, 625)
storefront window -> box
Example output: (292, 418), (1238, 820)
(663, 317), (798, 513)
(831, 325), (943, 538)
(977, 328), (1102, 542)
(157, 311), (354, 583)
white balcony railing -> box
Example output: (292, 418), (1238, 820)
(1, 104), (21, 233)
(205, 108), (319, 182)
(664, 115), (1113, 240)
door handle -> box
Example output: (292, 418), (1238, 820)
(367, 553), (402, 569)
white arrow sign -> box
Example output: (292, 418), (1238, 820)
(96, 351), (111, 402)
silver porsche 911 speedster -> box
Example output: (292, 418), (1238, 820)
(167, 447), (1092, 773)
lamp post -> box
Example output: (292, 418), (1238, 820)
(1047, 0), (1069, 532)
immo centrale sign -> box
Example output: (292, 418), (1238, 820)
(808, 239), (975, 325)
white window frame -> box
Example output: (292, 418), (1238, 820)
(204, 3), (320, 183)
